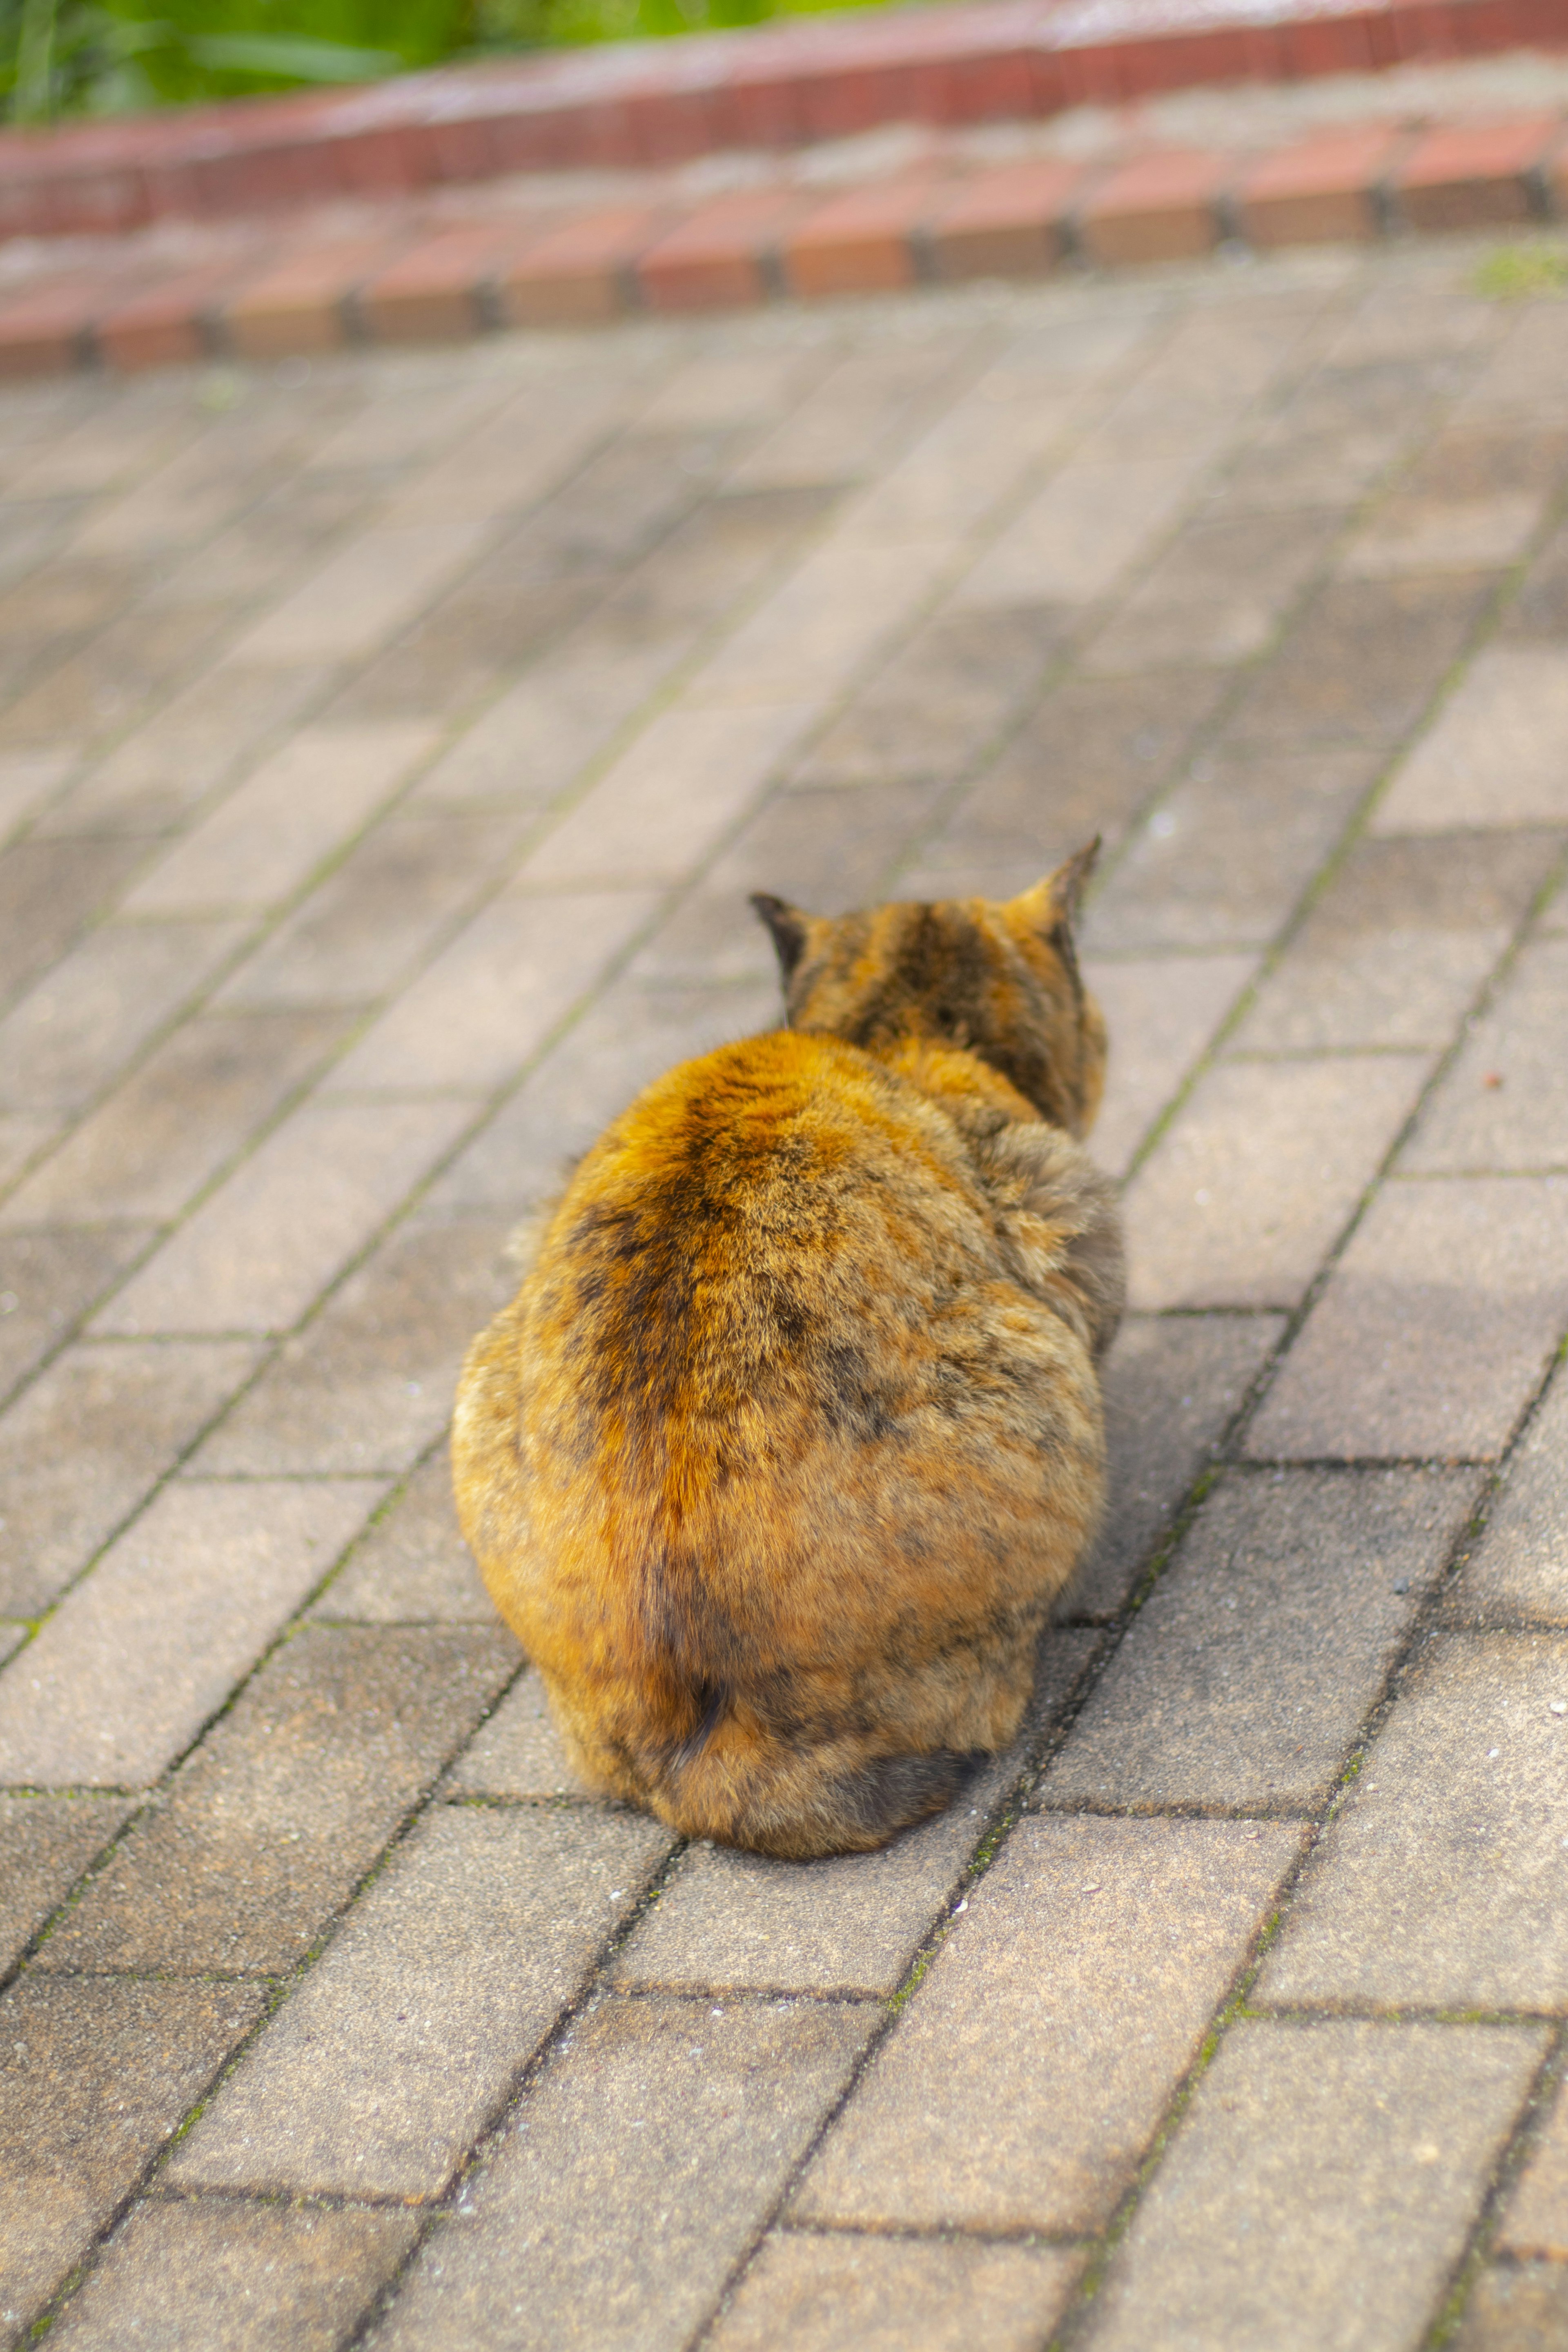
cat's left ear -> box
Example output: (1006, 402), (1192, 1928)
(1012, 836), (1100, 933)
(751, 892), (813, 982)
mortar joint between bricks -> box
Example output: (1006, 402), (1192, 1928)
(472, 269), (508, 335)
(907, 223), (940, 289)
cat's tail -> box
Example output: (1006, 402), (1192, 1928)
(648, 1703), (987, 1859)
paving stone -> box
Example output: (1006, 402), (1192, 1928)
(1084, 510), (1339, 675)
(1247, 1177), (1568, 1463)
(1403, 938), (1568, 1173)
(1235, 831), (1556, 1054)
(793, 603), (1071, 788)
(0, 1112), (56, 1193)
(168, 1804), (673, 2201)
(94, 1097), (474, 1338)
(70, 403), (326, 560)
(367, 1994), (876, 2351)
(441, 1664), (595, 1801)
(424, 976), (779, 1214)
(412, 641), (673, 815)
(38, 1625), (517, 1974)
(214, 810), (528, 1009)
(0, 1795), (132, 1974)
(1068, 1314), (1286, 1622)
(0, 747), (73, 841)
(707, 2235), (1085, 2352)
(0, 835), (147, 1012)
(1499, 2075), (1568, 2261)
(1374, 646), (1568, 834)
(1338, 426), (1568, 580)
(225, 523), (490, 668)
(1082, 746), (1377, 954)
(120, 721), (441, 918)
(0, 1228), (150, 1403)
(1122, 1055), (1430, 1312)
(47, 664), (332, 839)
(1258, 1633), (1568, 2011)
(523, 700), (814, 890)
(1084, 954), (1256, 1176)
(955, 452), (1215, 613)
(0, 918), (245, 1113)
(1457, 306), (1568, 425)
(1506, 512), (1568, 646)
(1043, 1467), (1480, 1812)
(0, 1338), (260, 1616)
(1082, 2020), (1546, 2352)
(324, 887), (662, 1095)
(314, 1452), (492, 1623)
(0, 1977), (267, 2347)
(45, 2199), (419, 2352)
(187, 1217), (509, 1477)
(634, 782), (949, 988)
(0, 602), (238, 756)
(1227, 572), (1497, 749)
(1450, 1366), (1568, 1626)
(0, 1009), (350, 1229)
(911, 670), (1227, 903)
(0, 1478), (377, 1788)
(611, 1631), (1097, 1998)
(728, 330), (981, 492)
(1452, 2263), (1568, 2352)
(793, 1815), (1301, 2234)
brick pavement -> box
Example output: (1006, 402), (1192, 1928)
(0, 232), (1566, 2348)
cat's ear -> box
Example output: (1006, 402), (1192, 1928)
(1012, 837), (1100, 933)
(751, 892), (813, 983)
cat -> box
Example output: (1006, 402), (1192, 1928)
(452, 842), (1123, 1860)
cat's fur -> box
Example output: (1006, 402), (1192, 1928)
(452, 844), (1123, 1859)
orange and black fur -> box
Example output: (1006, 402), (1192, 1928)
(453, 844), (1123, 1859)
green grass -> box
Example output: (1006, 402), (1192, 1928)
(1472, 243), (1568, 301)
(0, 0), (893, 123)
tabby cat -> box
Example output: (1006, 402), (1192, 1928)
(452, 843), (1123, 1859)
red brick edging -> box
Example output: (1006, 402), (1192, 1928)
(1, 0), (1564, 241)
(4, 105), (1567, 377)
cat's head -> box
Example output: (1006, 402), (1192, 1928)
(751, 840), (1107, 1137)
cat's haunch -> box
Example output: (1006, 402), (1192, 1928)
(452, 844), (1124, 1858)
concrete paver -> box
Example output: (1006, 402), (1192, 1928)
(1402, 935), (1568, 1172)
(35, 1626), (517, 1973)
(1083, 2021), (1546, 2352)
(167, 1804), (673, 2201)
(314, 1452), (494, 1624)
(44, 2202), (419, 2352)
(0, 1979), (267, 2345)
(0, 1479), (378, 1787)
(2, 238), (1566, 2352)
(1233, 829), (1557, 1054)
(0, 1338), (260, 1615)
(0, 1008), (351, 1229)
(1246, 1176), (1568, 1461)
(1450, 1365), (1568, 1626)
(369, 1996), (876, 2352)
(0, 1797), (132, 1975)
(1499, 2076), (1568, 2260)
(1258, 1634), (1568, 2011)
(793, 1816), (1301, 2234)
(1122, 1054), (1430, 1312)
(707, 2236), (1085, 2352)
(1041, 1467), (1481, 1811)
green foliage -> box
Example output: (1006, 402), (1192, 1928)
(0, 0), (891, 122)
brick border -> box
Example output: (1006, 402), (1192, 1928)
(2, 102), (1566, 379)
(1, 0), (1566, 241)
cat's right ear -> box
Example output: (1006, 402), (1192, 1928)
(751, 893), (812, 983)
